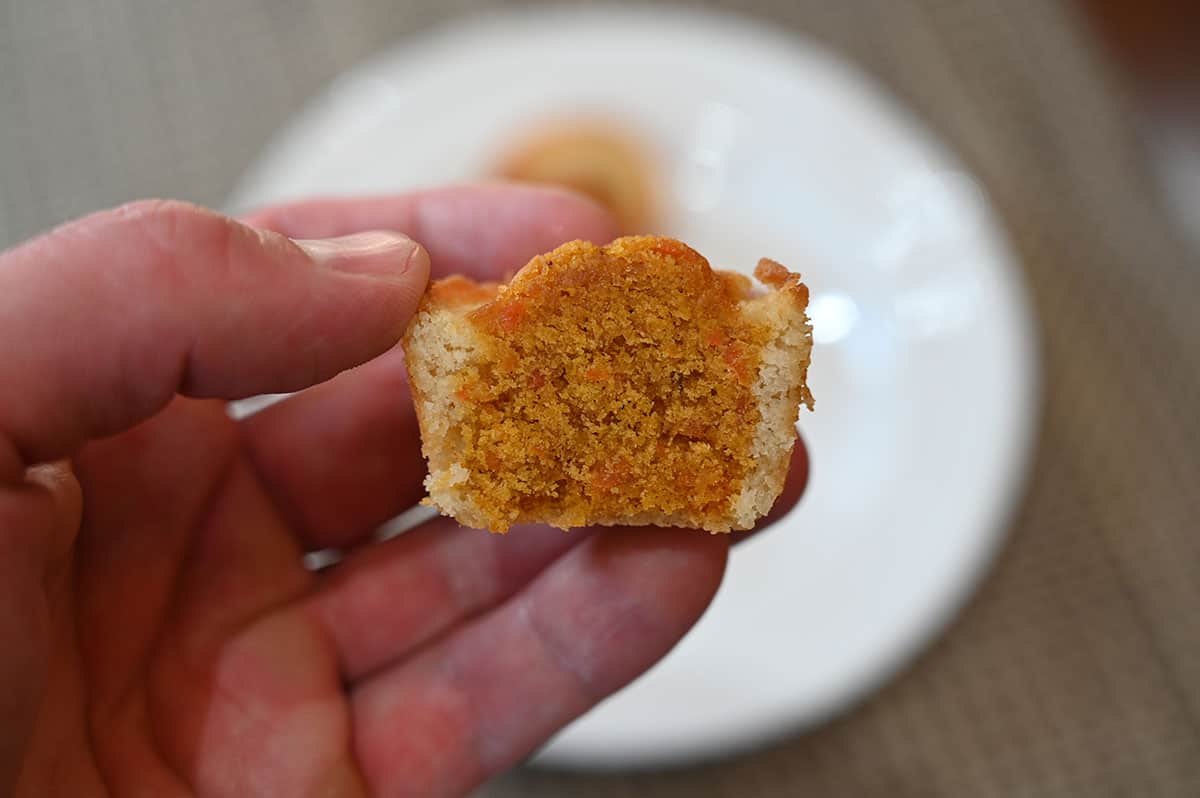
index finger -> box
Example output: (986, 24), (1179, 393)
(242, 184), (620, 281)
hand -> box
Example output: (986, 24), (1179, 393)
(0, 187), (808, 797)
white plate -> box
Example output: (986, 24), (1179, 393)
(229, 5), (1039, 769)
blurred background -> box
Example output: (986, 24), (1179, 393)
(2, 1), (1198, 796)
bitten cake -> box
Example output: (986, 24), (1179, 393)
(402, 236), (813, 533)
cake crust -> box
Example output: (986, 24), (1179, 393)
(402, 236), (813, 533)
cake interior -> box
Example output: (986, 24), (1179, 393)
(407, 237), (811, 532)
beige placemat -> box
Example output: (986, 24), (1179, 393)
(2, 1), (1197, 795)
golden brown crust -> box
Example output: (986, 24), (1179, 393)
(755, 257), (810, 302)
(405, 236), (812, 533)
(426, 275), (502, 308)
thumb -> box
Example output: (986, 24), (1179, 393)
(0, 200), (429, 478)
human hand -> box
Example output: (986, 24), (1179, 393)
(0, 187), (807, 797)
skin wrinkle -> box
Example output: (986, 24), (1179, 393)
(174, 337), (201, 408)
(124, 201), (238, 287)
(0, 550), (50, 795)
(2, 205), (200, 465)
(166, 620), (339, 796)
(250, 264), (332, 395)
(21, 595), (60, 792)
(71, 565), (118, 798)
(2, 472), (85, 796)
(185, 209), (251, 394)
(512, 596), (605, 705)
(293, 601), (355, 699)
(394, 546), (484, 678)
(24, 553), (111, 797)
(119, 206), (219, 408)
(79, 410), (237, 726)
(143, 457), (347, 795)
(305, 523), (592, 686)
(525, 544), (678, 705)
(464, 604), (589, 775)
(115, 692), (190, 797)
(178, 225), (272, 397)
(437, 526), (499, 620)
(76, 408), (237, 794)
(351, 663), (478, 798)
(173, 472), (305, 660)
(0, 438), (23, 484)
(436, 647), (493, 786)
(305, 542), (457, 684)
(0, 480), (58, 579)
(310, 588), (377, 684)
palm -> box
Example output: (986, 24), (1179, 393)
(64, 399), (356, 795)
(48, 389), (748, 797)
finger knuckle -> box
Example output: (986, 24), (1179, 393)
(109, 199), (248, 285)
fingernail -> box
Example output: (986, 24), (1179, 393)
(295, 231), (423, 277)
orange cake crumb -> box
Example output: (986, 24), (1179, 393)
(403, 236), (813, 533)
